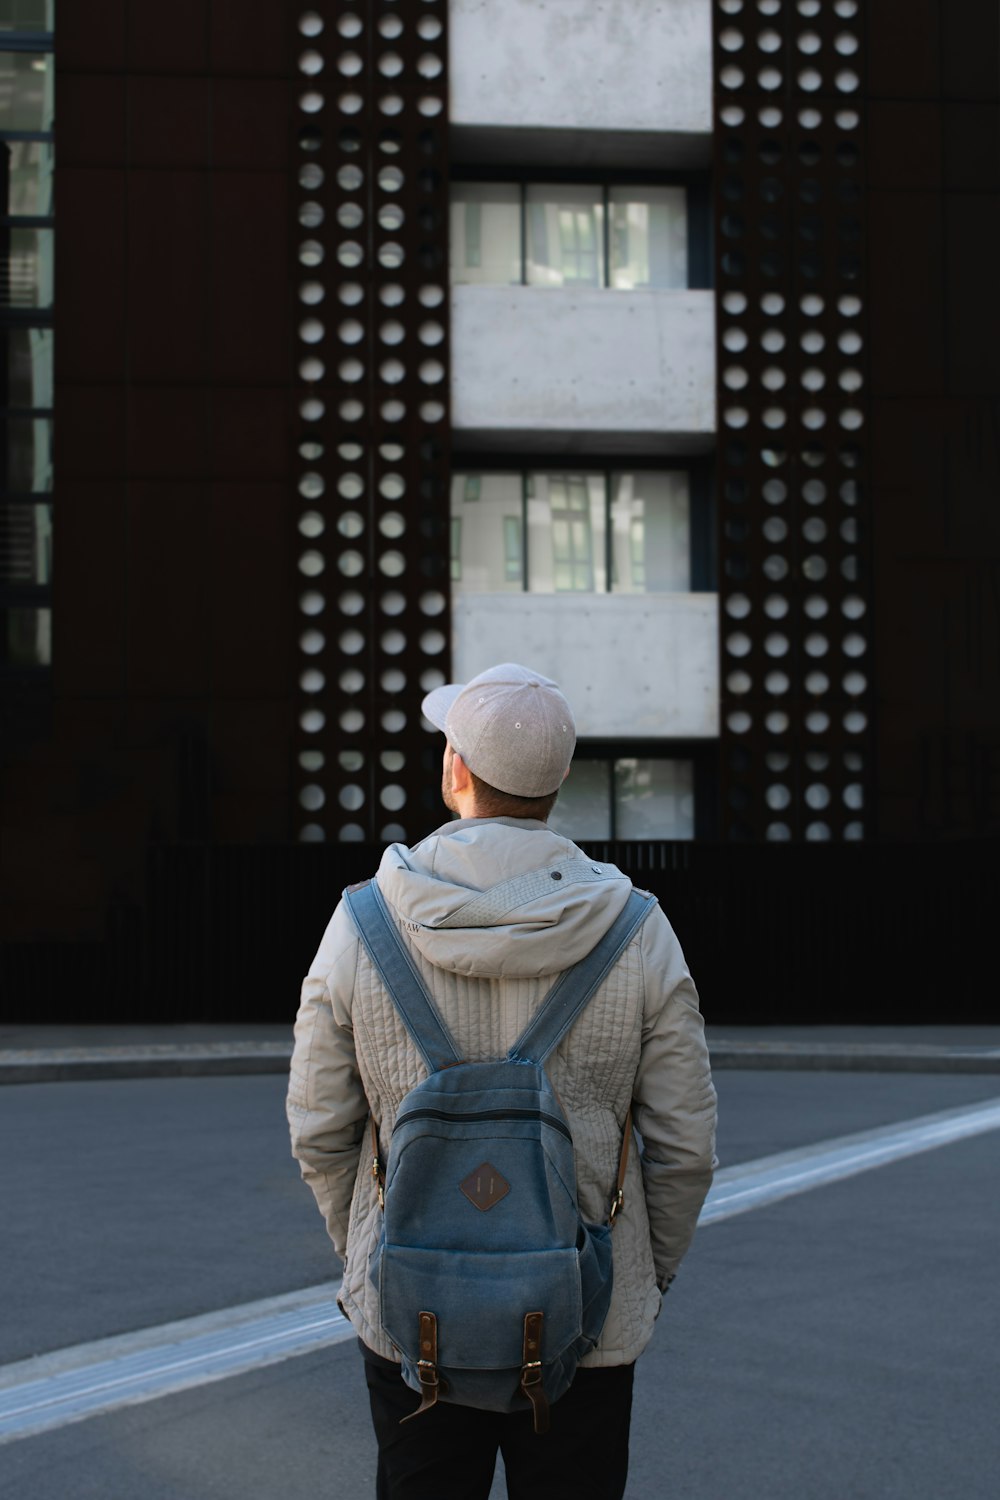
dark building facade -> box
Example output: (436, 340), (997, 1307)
(1, 1), (997, 1025)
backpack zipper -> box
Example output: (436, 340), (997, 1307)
(394, 1106), (572, 1142)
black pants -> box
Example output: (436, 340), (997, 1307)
(361, 1343), (634, 1500)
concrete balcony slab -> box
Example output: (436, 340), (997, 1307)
(452, 286), (717, 451)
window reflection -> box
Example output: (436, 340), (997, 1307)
(0, 502), (51, 583)
(449, 472), (523, 592)
(0, 2), (55, 30)
(615, 758), (694, 839)
(503, 515), (523, 584)
(1, 416), (52, 490)
(6, 327), (53, 407)
(2, 138), (54, 215)
(1, 5), (55, 689)
(451, 470), (692, 595)
(611, 472), (690, 593)
(526, 186), (604, 287)
(549, 757), (695, 841)
(549, 760), (611, 841)
(609, 186), (688, 290)
(0, 50), (54, 132)
(0, 227), (55, 308)
(450, 183), (692, 290)
(527, 472), (605, 592)
(450, 183), (520, 286)
(1, 604), (51, 666)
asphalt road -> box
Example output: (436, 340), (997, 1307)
(1, 1070), (998, 1498)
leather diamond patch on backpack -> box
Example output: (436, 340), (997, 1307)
(460, 1162), (510, 1211)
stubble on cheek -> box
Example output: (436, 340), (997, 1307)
(441, 745), (457, 815)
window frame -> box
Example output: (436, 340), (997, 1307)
(590, 740), (718, 842)
(1, 19), (55, 686)
(554, 740), (720, 842)
(450, 456), (716, 596)
(450, 165), (713, 291)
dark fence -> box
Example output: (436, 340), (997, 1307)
(1, 840), (993, 1026)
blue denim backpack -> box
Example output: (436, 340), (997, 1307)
(344, 877), (654, 1433)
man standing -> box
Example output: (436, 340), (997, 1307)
(287, 662), (717, 1499)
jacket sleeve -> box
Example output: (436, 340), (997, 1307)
(286, 900), (370, 1259)
(632, 906), (717, 1290)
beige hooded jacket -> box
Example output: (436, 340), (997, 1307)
(287, 816), (717, 1367)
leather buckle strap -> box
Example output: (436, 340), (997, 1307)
(369, 1115), (385, 1211)
(400, 1311), (444, 1423)
(608, 1105), (633, 1228)
(520, 1311), (550, 1435)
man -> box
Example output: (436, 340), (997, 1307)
(287, 662), (717, 1500)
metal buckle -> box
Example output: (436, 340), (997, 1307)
(609, 1187), (624, 1225)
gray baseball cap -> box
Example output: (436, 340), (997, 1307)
(421, 662), (577, 798)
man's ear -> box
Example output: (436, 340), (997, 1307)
(451, 751), (473, 793)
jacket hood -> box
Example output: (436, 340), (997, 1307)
(375, 818), (633, 979)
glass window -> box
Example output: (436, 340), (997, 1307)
(1, 603), (50, 666)
(610, 472), (691, 593)
(549, 760), (611, 842)
(0, 50), (54, 131)
(451, 181), (695, 289)
(610, 187), (688, 290)
(0, 1), (55, 30)
(503, 515), (523, 584)
(450, 183), (521, 286)
(452, 469), (700, 596)
(0, 501), (51, 582)
(1, 416), (52, 490)
(2, 138), (54, 215)
(450, 517), (462, 581)
(6, 327), (53, 407)
(450, 472), (523, 593)
(527, 472), (606, 592)
(1, 227), (55, 308)
(550, 757), (695, 840)
(615, 758), (694, 839)
(526, 186), (604, 288)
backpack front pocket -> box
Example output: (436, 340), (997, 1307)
(378, 1244), (583, 1370)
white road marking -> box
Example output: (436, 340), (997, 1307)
(2, 1097), (998, 1445)
(0, 1284), (354, 1446)
(700, 1096), (1000, 1224)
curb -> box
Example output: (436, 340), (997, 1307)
(2, 1042), (1000, 1084)
(709, 1044), (1000, 1075)
(0, 1045), (293, 1086)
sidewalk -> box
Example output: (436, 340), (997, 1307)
(1, 1023), (999, 1084)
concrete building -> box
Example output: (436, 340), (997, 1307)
(0, 1), (997, 1022)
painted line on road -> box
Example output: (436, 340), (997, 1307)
(700, 1095), (1000, 1224)
(1, 1096), (998, 1445)
(0, 1282), (355, 1447)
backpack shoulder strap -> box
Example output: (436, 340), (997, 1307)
(343, 880), (462, 1074)
(508, 888), (657, 1065)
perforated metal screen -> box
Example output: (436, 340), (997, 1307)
(713, 0), (874, 842)
(291, 2), (452, 844)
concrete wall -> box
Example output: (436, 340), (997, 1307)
(451, 286), (716, 449)
(451, 593), (719, 738)
(450, 0), (712, 137)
